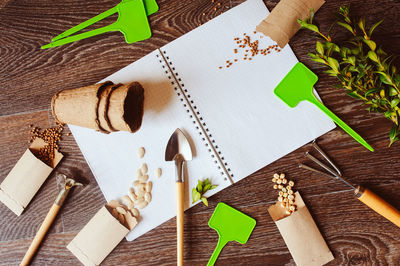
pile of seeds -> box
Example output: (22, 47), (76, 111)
(107, 200), (138, 230)
(29, 123), (64, 166)
(117, 147), (162, 222)
(219, 32), (281, 69)
(272, 173), (296, 215)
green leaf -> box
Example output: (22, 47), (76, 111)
(369, 19), (383, 37)
(368, 50), (379, 62)
(327, 57), (339, 72)
(192, 188), (201, 203)
(358, 18), (366, 32)
(380, 89), (385, 98)
(316, 41), (324, 55)
(363, 39), (376, 51)
(389, 126), (399, 147)
(391, 98), (400, 108)
(377, 71), (392, 85)
(204, 183), (211, 192)
(210, 185), (217, 190)
(205, 178), (210, 185)
(312, 58), (327, 65)
(297, 19), (320, 33)
(346, 90), (362, 99)
(197, 181), (203, 193)
(365, 88), (379, 97)
(337, 21), (354, 34)
(200, 197), (208, 206)
(389, 88), (398, 96)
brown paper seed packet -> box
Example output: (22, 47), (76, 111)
(256, 0), (325, 48)
(0, 138), (63, 216)
(268, 192), (334, 266)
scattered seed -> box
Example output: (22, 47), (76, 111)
(273, 173), (280, 179)
(273, 184), (278, 189)
(288, 181), (294, 186)
(141, 163), (148, 174)
(282, 178), (287, 184)
(155, 168), (162, 178)
(136, 200), (148, 209)
(136, 169), (143, 178)
(139, 175), (149, 183)
(144, 192), (152, 202)
(279, 173), (285, 179)
(116, 206), (127, 215)
(146, 181), (152, 192)
(278, 184), (283, 189)
(130, 208), (140, 217)
(137, 147), (145, 159)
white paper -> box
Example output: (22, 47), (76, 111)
(70, 0), (335, 242)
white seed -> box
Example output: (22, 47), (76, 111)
(278, 191), (283, 196)
(272, 177), (277, 183)
(288, 190), (293, 195)
(138, 147), (145, 159)
(136, 169), (143, 178)
(139, 174), (149, 183)
(155, 168), (162, 178)
(136, 200), (148, 209)
(132, 180), (140, 187)
(276, 179), (282, 184)
(141, 163), (148, 174)
(116, 206), (127, 215)
(282, 188), (287, 193)
(289, 205), (296, 211)
(278, 185), (283, 189)
(280, 173), (285, 179)
(129, 187), (138, 201)
(282, 178), (287, 184)
(144, 192), (152, 202)
(273, 184), (278, 189)
(278, 196), (283, 202)
(288, 194), (295, 200)
(137, 188), (146, 197)
(146, 181), (152, 192)
(273, 173), (280, 179)
(130, 208), (140, 218)
(283, 192), (288, 198)
(121, 195), (133, 207)
(288, 181), (294, 187)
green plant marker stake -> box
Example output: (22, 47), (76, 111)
(50, 0), (158, 42)
(42, 0), (153, 49)
(207, 203), (256, 266)
(274, 62), (374, 152)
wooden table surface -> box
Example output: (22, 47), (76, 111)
(1, 0), (400, 265)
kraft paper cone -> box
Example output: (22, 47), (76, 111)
(51, 82), (113, 131)
(67, 206), (129, 266)
(0, 138), (63, 216)
(268, 192), (334, 266)
(107, 82), (144, 133)
(97, 83), (122, 133)
(256, 0), (325, 48)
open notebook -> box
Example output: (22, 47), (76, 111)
(69, 0), (335, 241)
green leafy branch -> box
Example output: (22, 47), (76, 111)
(298, 5), (400, 146)
(192, 178), (217, 206)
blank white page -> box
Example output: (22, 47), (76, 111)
(162, 0), (335, 182)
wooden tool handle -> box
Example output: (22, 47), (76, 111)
(176, 181), (184, 266)
(20, 204), (61, 266)
(356, 186), (400, 228)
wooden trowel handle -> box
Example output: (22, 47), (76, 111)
(176, 181), (184, 266)
(356, 186), (400, 228)
(20, 204), (61, 266)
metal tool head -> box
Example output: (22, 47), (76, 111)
(165, 128), (193, 162)
(55, 174), (83, 205)
(299, 141), (355, 190)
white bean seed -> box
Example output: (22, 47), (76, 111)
(130, 208), (140, 218)
(144, 192), (152, 202)
(138, 147), (145, 159)
(136, 169), (143, 179)
(155, 168), (162, 178)
(146, 181), (152, 192)
(141, 163), (148, 174)
(136, 200), (148, 209)
(139, 175), (149, 183)
(116, 206), (127, 215)
(132, 180), (140, 187)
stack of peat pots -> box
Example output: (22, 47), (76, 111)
(51, 81), (145, 133)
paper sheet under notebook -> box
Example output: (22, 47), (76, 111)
(69, 0), (335, 241)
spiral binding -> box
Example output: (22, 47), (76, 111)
(156, 49), (234, 184)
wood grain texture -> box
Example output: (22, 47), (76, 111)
(1, 0), (400, 265)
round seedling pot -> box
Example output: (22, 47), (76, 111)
(107, 82), (145, 133)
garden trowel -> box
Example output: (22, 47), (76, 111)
(207, 202), (256, 266)
(274, 62), (374, 152)
(165, 128), (193, 266)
